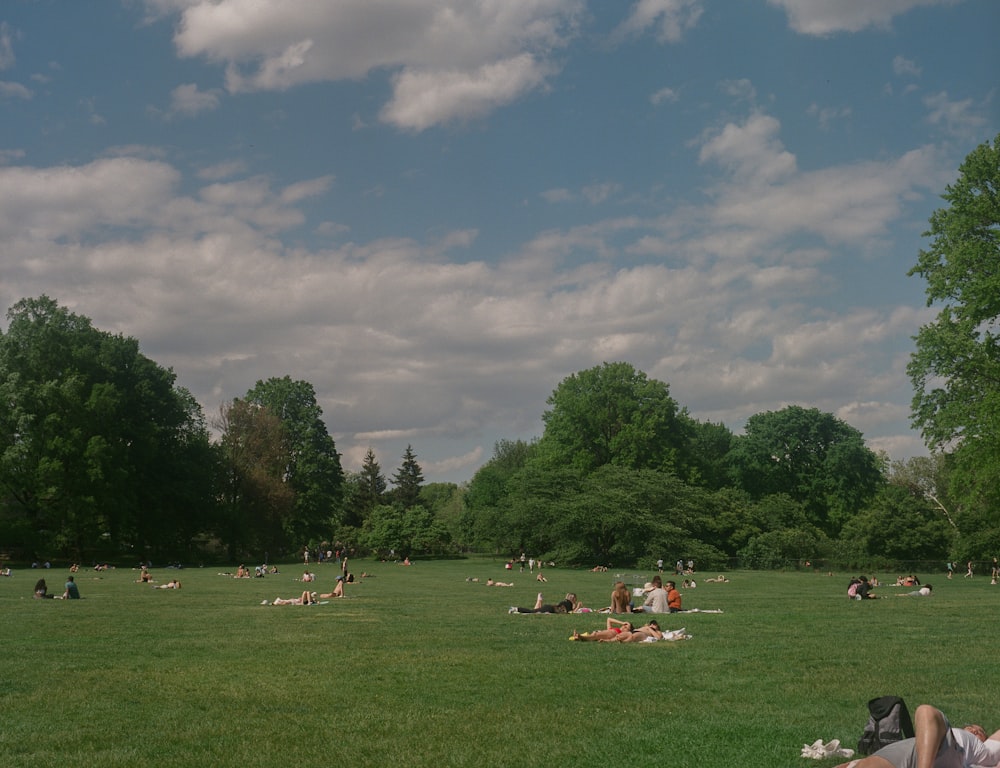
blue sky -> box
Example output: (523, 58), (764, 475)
(1, 0), (997, 483)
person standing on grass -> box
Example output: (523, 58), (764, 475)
(833, 704), (1000, 768)
(965, 561), (974, 578)
(63, 576), (80, 599)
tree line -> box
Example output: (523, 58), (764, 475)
(2, 134), (997, 568)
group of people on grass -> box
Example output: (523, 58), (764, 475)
(509, 574), (694, 617)
(33, 576), (79, 599)
(267, 575), (346, 605)
(849, 575), (933, 599)
(570, 617), (676, 643)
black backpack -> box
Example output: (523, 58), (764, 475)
(858, 696), (915, 755)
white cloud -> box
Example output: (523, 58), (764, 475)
(614, 0), (704, 43)
(650, 86), (679, 105)
(923, 90), (987, 139)
(0, 80), (31, 100)
(806, 102), (852, 130)
(768, 0), (956, 35)
(161, 0), (582, 129)
(697, 112), (947, 246)
(380, 54), (553, 131)
(168, 82), (221, 117)
(699, 112), (797, 184)
(892, 54), (922, 77)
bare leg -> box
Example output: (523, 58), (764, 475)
(533, 593), (544, 610)
(913, 704), (948, 768)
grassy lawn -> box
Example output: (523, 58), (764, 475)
(1, 559), (995, 767)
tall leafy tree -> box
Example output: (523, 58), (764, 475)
(728, 405), (883, 535)
(538, 362), (690, 475)
(391, 444), (424, 510)
(213, 399), (294, 560)
(243, 376), (344, 542)
(908, 133), (1000, 517)
(357, 447), (386, 517)
(0, 296), (214, 559)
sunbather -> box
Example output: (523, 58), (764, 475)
(269, 591), (316, 605)
(834, 704), (1000, 768)
(571, 617), (634, 641)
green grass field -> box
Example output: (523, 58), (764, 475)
(1, 559), (995, 767)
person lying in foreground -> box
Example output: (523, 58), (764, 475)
(268, 591), (317, 605)
(834, 704), (1000, 768)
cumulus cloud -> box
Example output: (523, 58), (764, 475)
(892, 54), (922, 77)
(168, 82), (222, 117)
(0, 108), (947, 476)
(923, 90), (988, 139)
(380, 54), (553, 131)
(0, 80), (31, 100)
(614, 0), (704, 43)
(697, 111), (948, 247)
(650, 86), (679, 105)
(768, 0), (954, 35)
(158, 0), (582, 129)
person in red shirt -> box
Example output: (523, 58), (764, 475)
(665, 581), (682, 612)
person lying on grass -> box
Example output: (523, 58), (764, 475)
(834, 704), (1000, 768)
(510, 592), (580, 614)
(269, 591), (317, 605)
(486, 578), (514, 587)
(571, 617), (635, 641)
(572, 619), (665, 642)
(153, 579), (181, 589)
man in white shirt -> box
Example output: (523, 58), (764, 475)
(835, 704), (1000, 768)
(641, 576), (669, 613)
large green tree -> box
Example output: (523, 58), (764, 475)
(213, 399), (294, 560)
(243, 376), (344, 543)
(728, 405), (883, 535)
(908, 133), (1000, 517)
(390, 444), (424, 510)
(0, 296), (214, 559)
(538, 362), (691, 475)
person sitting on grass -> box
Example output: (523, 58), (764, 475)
(833, 704), (1000, 768)
(610, 581), (632, 614)
(269, 591), (317, 606)
(61, 576), (80, 599)
(34, 578), (53, 599)
(571, 617), (634, 641)
(319, 576), (345, 599)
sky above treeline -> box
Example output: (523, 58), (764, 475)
(1, 0), (998, 483)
